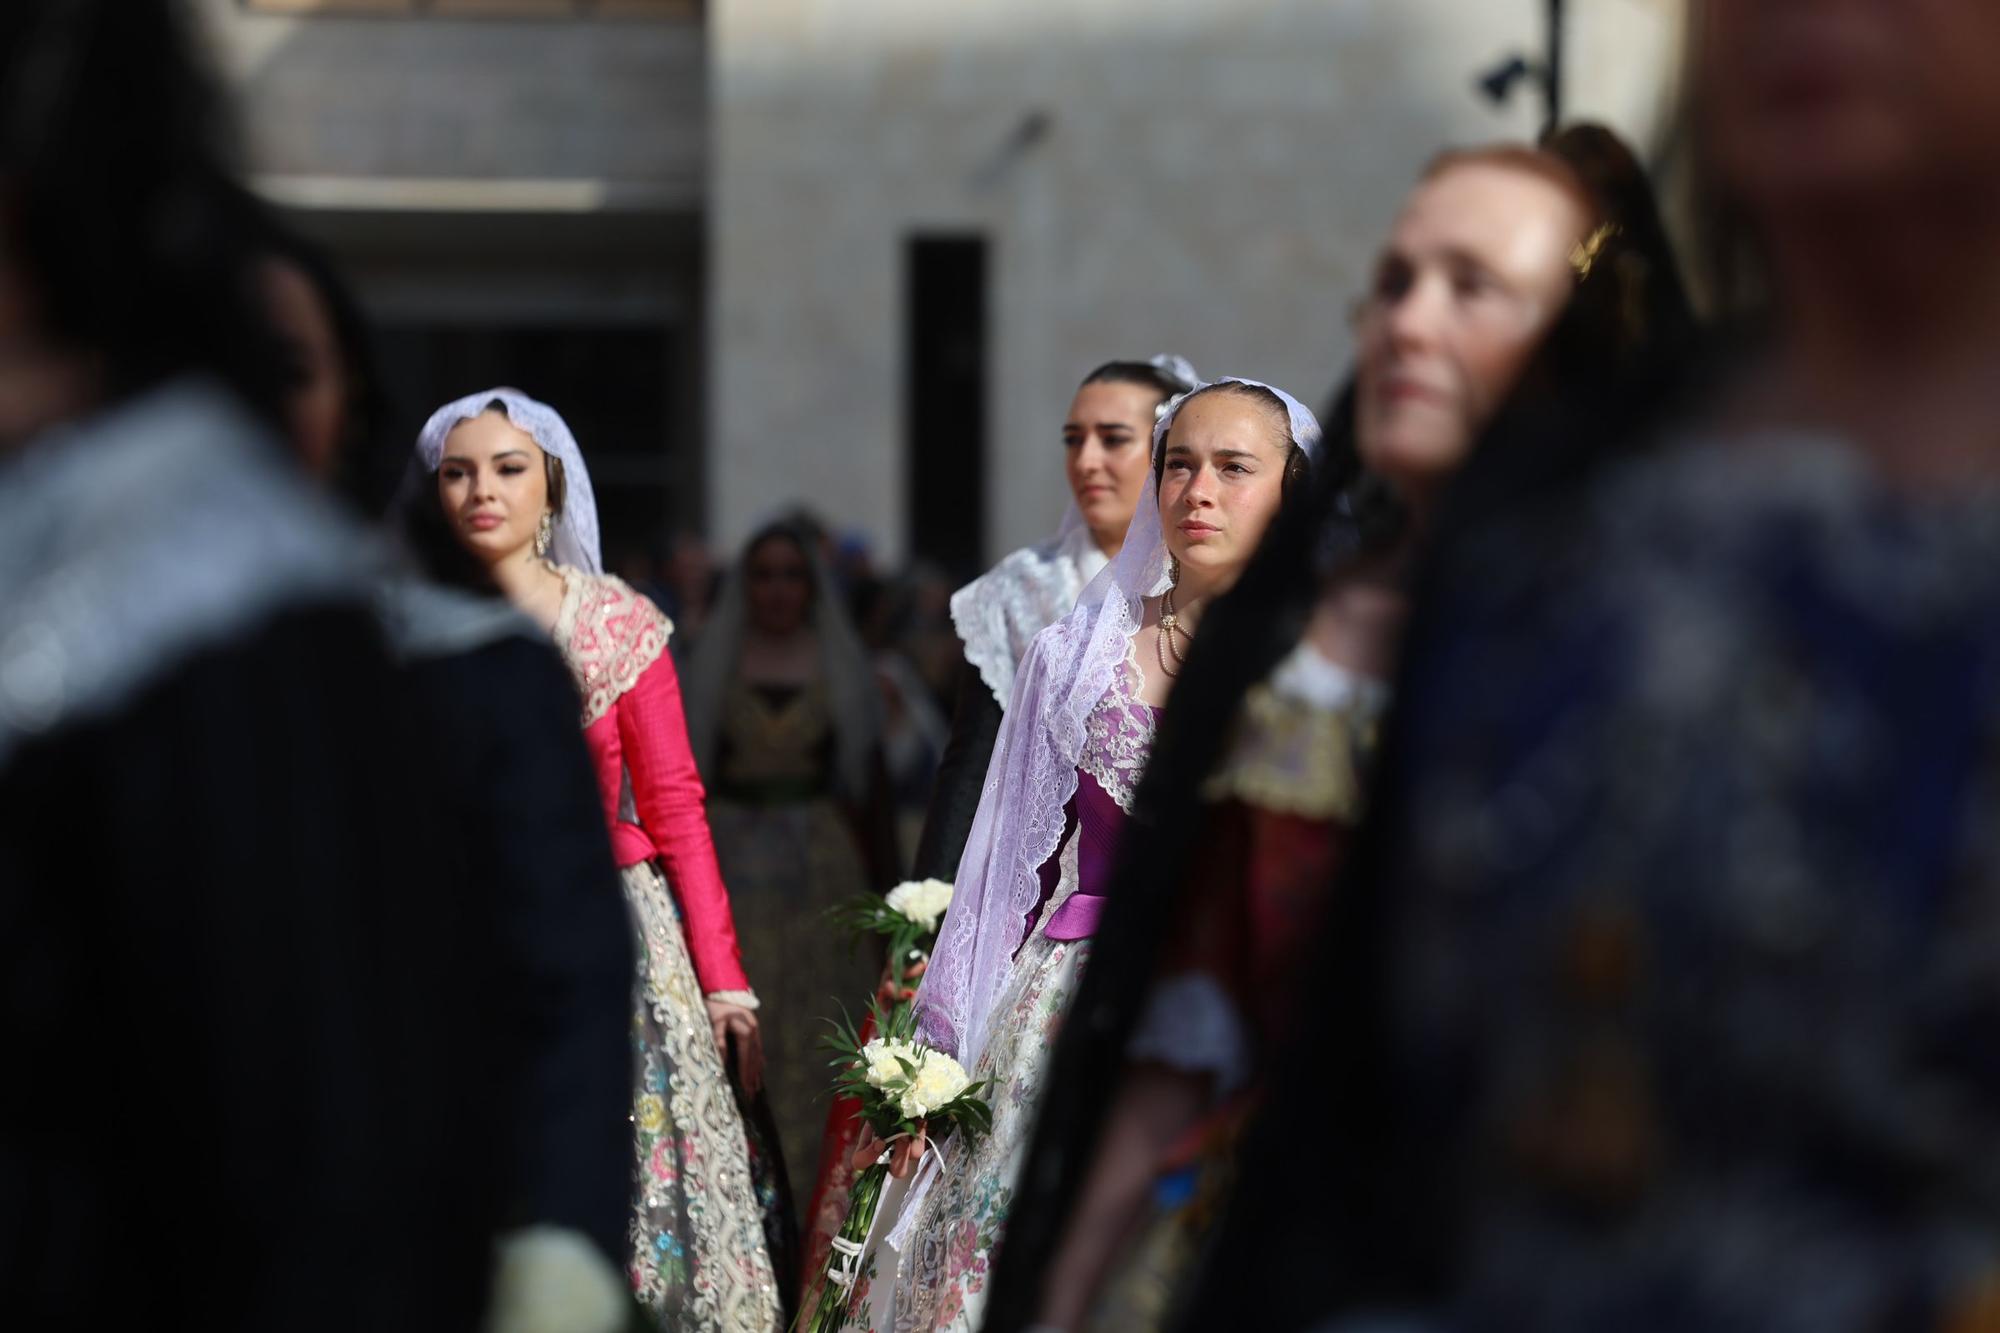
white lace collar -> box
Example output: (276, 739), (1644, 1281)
(949, 519), (1109, 709)
(0, 380), (373, 769)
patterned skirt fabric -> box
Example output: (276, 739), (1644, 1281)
(708, 799), (877, 1231)
(622, 862), (785, 1331)
(853, 918), (1089, 1333)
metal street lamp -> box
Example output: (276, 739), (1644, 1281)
(1475, 0), (1566, 136)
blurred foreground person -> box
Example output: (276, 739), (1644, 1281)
(254, 213), (639, 1331)
(987, 123), (1695, 1333)
(0, 2), (493, 1328)
(1187, 1), (2000, 1328)
(250, 209), (406, 516)
(410, 389), (789, 1331)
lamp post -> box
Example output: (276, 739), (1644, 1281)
(1545, 0), (1566, 133)
(1476, 0), (1567, 137)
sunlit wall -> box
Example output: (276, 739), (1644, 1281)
(710, 0), (1683, 566)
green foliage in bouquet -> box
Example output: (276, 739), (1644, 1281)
(820, 998), (992, 1141)
(827, 878), (954, 992)
(794, 998), (993, 1333)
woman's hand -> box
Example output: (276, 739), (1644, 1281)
(851, 1121), (929, 1179)
(874, 956), (927, 1010)
(705, 999), (764, 1097)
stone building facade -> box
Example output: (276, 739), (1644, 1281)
(197, 0), (1682, 570)
(709, 0), (1684, 570)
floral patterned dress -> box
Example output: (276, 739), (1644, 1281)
(551, 567), (785, 1331)
(850, 661), (1156, 1333)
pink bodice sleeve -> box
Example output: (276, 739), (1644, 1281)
(563, 573), (752, 997)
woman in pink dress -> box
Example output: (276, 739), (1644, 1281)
(413, 388), (785, 1332)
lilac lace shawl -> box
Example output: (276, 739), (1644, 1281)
(915, 377), (1323, 1070)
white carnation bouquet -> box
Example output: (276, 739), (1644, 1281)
(829, 878), (954, 1016)
(795, 998), (992, 1333)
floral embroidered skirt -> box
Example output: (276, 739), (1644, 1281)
(623, 862), (785, 1332)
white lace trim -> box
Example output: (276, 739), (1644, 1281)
(1127, 971), (1253, 1097)
(949, 524), (1100, 709)
(1269, 641), (1391, 713)
(1078, 665), (1156, 815)
(0, 380), (372, 770)
(374, 576), (533, 663)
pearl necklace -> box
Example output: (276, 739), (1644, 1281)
(1156, 586), (1193, 678)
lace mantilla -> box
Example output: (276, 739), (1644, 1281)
(949, 525), (1106, 708)
(1079, 652), (1157, 815)
(1203, 642), (1389, 821)
(551, 569), (674, 727)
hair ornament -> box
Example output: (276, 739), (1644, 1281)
(1570, 222), (1623, 281)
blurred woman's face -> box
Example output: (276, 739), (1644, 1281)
(1699, 0), (2000, 215)
(262, 257), (347, 480)
(1064, 380), (1163, 552)
(745, 534), (813, 636)
(1354, 161), (1588, 501)
(435, 410), (549, 566)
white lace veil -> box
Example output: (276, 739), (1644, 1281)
(413, 387), (603, 575)
(680, 517), (883, 804)
(917, 377), (1323, 1067)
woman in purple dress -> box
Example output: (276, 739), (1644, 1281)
(846, 378), (1324, 1332)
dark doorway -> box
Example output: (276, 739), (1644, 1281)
(905, 236), (988, 579)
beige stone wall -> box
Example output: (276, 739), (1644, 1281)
(193, 0), (704, 203)
(710, 0), (1684, 565)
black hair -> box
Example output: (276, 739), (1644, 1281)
(393, 457), (502, 597)
(744, 518), (815, 568)
(1079, 358), (1198, 403)
(0, 0), (287, 429)
(1538, 122), (1700, 389)
(241, 200), (397, 511)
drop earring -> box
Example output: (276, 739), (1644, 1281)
(534, 512), (553, 559)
